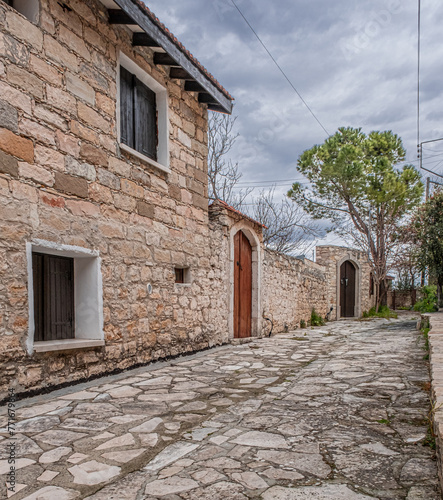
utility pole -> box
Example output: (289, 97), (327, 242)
(426, 177), (430, 200)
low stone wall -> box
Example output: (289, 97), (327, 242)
(425, 312), (443, 493)
(262, 250), (328, 333)
(388, 290), (418, 310)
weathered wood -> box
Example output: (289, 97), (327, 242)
(207, 103), (229, 113)
(134, 77), (157, 161)
(198, 93), (218, 104)
(108, 9), (136, 24)
(111, 0), (232, 113)
(234, 231), (252, 338)
(33, 253), (75, 341)
(120, 66), (134, 149)
(154, 52), (179, 66)
(132, 32), (160, 47)
(184, 81), (205, 92)
(340, 261), (356, 318)
(170, 67), (191, 80)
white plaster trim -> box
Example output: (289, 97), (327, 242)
(13, 0), (39, 23)
(229, 222), (262, 339)
(117, 52), (170, 172)
(33, 339), (105, 353)
(336, 254), (362, 320)
(119, 143), (171, 174)
(26, 240), (104, 355)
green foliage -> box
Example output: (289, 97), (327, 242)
(409, 191), (443, 306)
(300, 319), (306, 329)
(363, 305), (397, 319)
(288, 127), (423, 311)
(310, 308), (325, 326)
(413, 285), (438, 313)
(289, 127), (423, 225)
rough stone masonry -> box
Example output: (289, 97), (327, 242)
(0, 0), (375, 401)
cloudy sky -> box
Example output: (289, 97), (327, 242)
(145, 0), (443, 246)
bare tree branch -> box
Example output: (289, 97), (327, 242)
(207, 112), (252, 209)
(251, 187), (321, 255)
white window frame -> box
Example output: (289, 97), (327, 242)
(26, 240), (104, 354)
(10, 0), (40, 23)
(117, 52), (170, 174)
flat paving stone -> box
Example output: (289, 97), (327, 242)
(68, 460), (120, 485)
(1, 314), (440, 499)
(262, 484), (375, 499)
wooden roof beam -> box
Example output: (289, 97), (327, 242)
(184, 81), (205, 92)
(170, 67), (192, 80)
(154, 52), (179, 66)
(133, 32), (160, 47)
(108, 9), (136, 24)
(111, 0), (233, 114)
(198, 93), (218, 104)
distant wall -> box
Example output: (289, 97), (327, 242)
(262, 250), (328, 333)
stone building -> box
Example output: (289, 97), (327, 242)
(208, 203), (376, 337)
(0, 0), (233, 399)
(316, 245), (375, 320)
(0, 0), (376, 400)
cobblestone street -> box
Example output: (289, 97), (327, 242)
(0, 314), (440, 499)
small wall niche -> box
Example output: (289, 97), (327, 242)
(174, 266), (191, 285)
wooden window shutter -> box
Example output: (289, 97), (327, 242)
(120, 66), (134, 149)
(32, 253), (44, 342)
(134, 76), (157, 161)
(32, 253), (75, 341)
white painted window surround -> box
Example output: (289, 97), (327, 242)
(26, 240), (104, 354)
(117, 52), (170, 174)
(11, 0), (39, 23)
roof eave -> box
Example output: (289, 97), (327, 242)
(110, 0), (233, 114)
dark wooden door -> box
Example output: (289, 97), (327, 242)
(340, 260), (356, 317)
(33, 253), (75, 341)
(234, 231), (252, 338)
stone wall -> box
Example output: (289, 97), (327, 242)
(425, 313), (443, 494)
(388, 289), (418, 310)
(0, 0), (382, 400)
(0, 0), (224, 399)
(262, 250), (328, 333)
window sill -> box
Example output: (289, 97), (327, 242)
(174, 283), (192, 287)
(119, 143), (170, 174)
(33, 339), (105, 353)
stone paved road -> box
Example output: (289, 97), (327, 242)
(0, 314), (441, 499)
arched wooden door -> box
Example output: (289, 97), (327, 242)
(340, 260), (356, 317)
(234, 231), (252, 338)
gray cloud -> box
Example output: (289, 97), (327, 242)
(145, 0), (443, 238)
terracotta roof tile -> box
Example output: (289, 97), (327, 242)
(211, 199), (267, 228)
(132, 0), (233, 101)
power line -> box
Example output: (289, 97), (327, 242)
(230, 0), (330, 137)
(417, 0), (421, 148)
(236, 177), (306, 185)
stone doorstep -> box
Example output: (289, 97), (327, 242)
(230, 338), (254, 345)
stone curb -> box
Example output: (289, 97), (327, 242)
(425, 311), (443, 494)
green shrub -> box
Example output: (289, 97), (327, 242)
(413, 285), (438, 313)
(364, 305), (398, 319)
(310, 308), (325, 326)
(300, 319), (306, 328)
